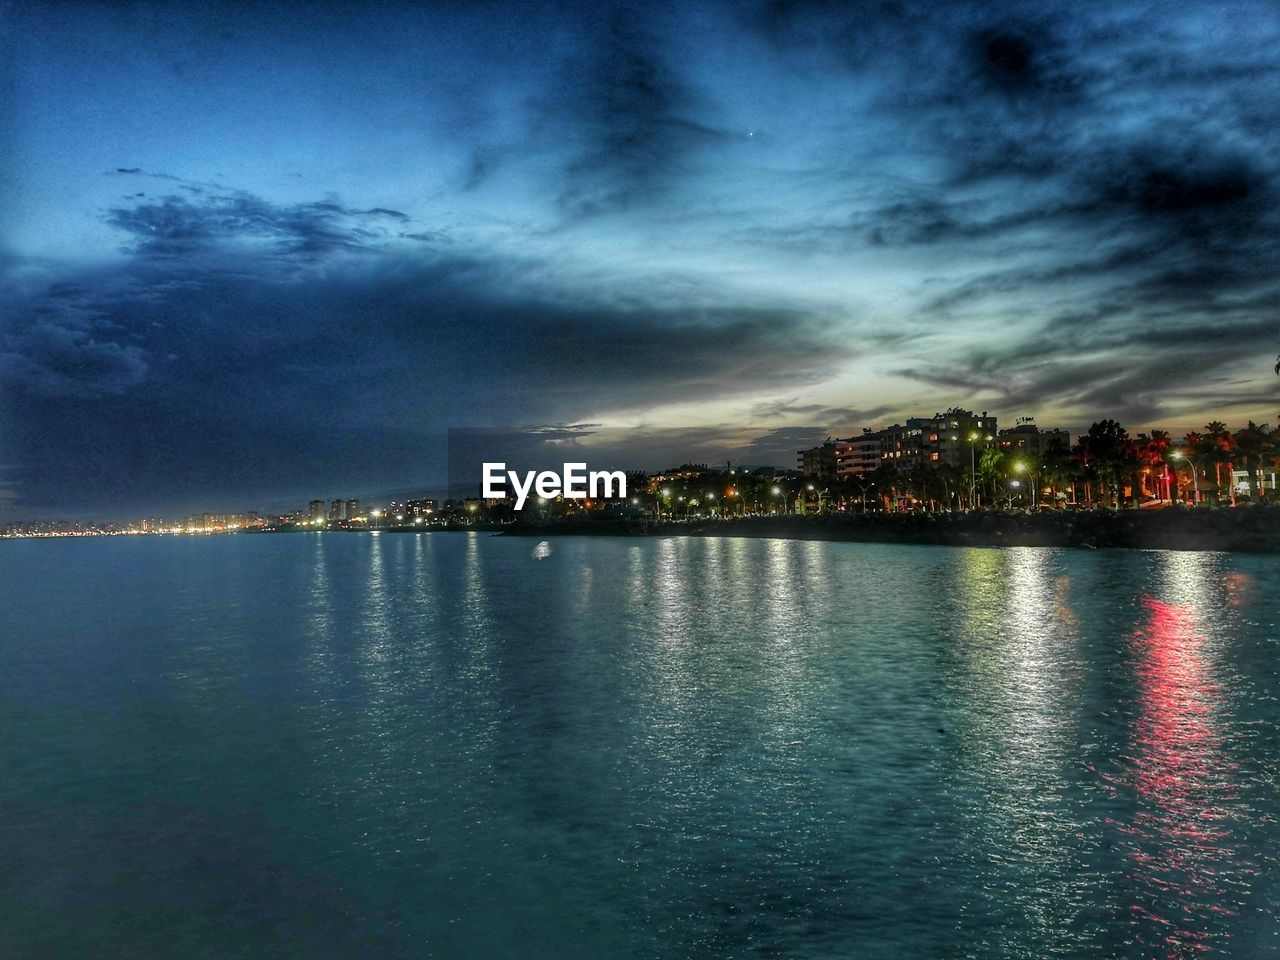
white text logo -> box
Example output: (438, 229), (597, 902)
(482, 463), (626, 510)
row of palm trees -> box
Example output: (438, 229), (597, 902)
(819, 419), (1278, 511)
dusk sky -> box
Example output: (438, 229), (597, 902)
(3, 0), (1279, 517)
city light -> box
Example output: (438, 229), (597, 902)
(7, 412), (1274, 541)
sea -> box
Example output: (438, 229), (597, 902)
(2, 532), (1278, 958)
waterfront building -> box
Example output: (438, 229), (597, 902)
(835, 430), (882, 477)
(918, 409), (998, 468)
(647, 464), (717, 493)
(308, 500), (326, 522)
(878, 421), (926, 473)
(997, 421), (1071, 458)
(797, 441), (839, 481)
(1231, 466), (1279, 496)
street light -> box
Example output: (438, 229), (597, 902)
(1170, 449), (1201, 505)
(859, 481), (875, 514)
(1012, 460), (1036, 508)
(967, 432), (980, 509)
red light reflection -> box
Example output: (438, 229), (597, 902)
(1122, 596), (1242, 959)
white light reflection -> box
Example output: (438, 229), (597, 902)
(953, 547), (1091, 948)
(362, 528), (391, 659)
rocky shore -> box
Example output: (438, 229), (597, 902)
(503, 505), (1280, 552)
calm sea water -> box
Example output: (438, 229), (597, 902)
(2, 533), (1278, 959)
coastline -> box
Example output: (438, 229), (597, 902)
(500, 505), (1280, 553)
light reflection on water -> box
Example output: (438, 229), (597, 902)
(1118, 556), (1252, 960)
(0, 536), (1278, 960)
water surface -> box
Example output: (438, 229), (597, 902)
(2, 534), (1278, 958)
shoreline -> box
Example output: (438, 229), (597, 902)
(7, 507), (1277, 553)
(501, 506), (1280, 553)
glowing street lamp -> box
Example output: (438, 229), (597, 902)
(1012, 460), (1037, 507)
(1170, 449), (1201, 504)
(1008, 477), (1022, 508)
(967, 432), (981, 509)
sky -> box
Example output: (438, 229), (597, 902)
(2, 0), (1278, 518)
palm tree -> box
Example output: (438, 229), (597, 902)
(1134, 430), (1172, 500)
(870, 463), (900, 513)
(1040, 440), (1078, 507)
(1202, 421), (1235, 504)
(978, 447), (1006, 507)
(1080, 420), (1132, 507)
(1175, 431), (1204, 503)
(1232, 421), (1275, 500)
(934, 463), (964, 512)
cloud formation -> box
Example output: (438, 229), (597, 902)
(2, 182), (852, 515)
(3, 0), (1279, 516)
(103, 181), (414, 260)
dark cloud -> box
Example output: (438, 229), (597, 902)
(399, 231), (451, 244)
(1, 185), (852, 516)
(824, 1), (1280, 425)
(459, 9), (725, 218)
(737, 425), (831, 466)
(559, 17), (719, 216)
(748, 399), (897, 429)
(104, 189), (415, 260)
(896, 310), (1280, 427)
(1, 322), (148, 398)
(967, 20), (1084, 105)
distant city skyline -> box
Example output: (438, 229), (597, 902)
(3, 0), (1278, 519)
(2, 407), (1273, 524)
